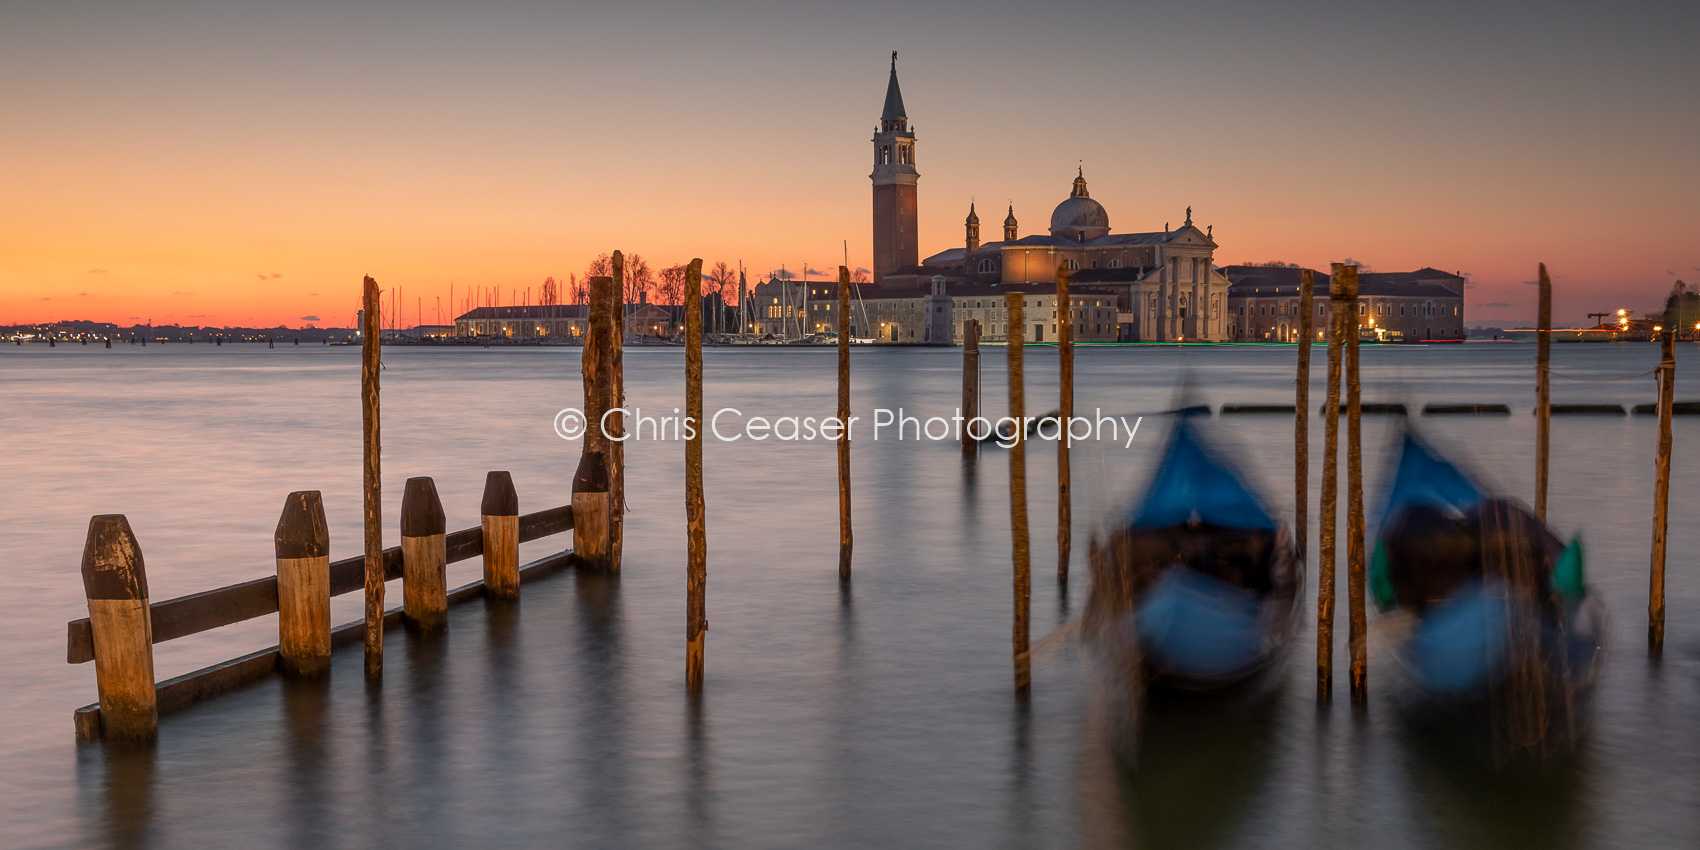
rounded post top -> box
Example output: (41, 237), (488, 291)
(401, 477), (446, 537)
(573, 451), (609, 493)
(481, 471), (519, 517)
(81, 514), (147, 600)
(275, 490), (329, 559)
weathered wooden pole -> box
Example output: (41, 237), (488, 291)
(1536, 263), (1553, 523)
(572, 451), (612, 569)
(361, 275), (384, 678)
(481, 471), (519, 602)
(1317, 267), (1346, 700)
(609, 252), (628, 572)
(275, 491), (331, 677)
(1296, 269), (1314, 565)
(1006, 292), (1031, 695)
(579, 274), (617, 570)
(1057, 265), (1074, 583)
(837, 265), (854, 582)
(1649, 329), (1675, 657)
(962, 319), (980, 456)
(1339, 263), (1368, 705)
(401, 477), (448, 633)
(685, 258), (708, 691)
(80, 515), (156, 741)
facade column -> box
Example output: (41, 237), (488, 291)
(1169, 258), (1181, 340)
(1193, 281), (1202, 341)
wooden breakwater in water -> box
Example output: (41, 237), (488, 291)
(67, 491), (577, 741)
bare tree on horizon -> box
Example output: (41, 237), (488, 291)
(657, 264), (688, 333)
(624, 254), (654, 307)
(708, 261), (736, 333)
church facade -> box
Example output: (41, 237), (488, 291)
(863, 56), (1461, 345)
(870, 57), (1232, 342)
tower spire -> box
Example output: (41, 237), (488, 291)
(882, 51), (907, 122)
(870, 52), (919, 285)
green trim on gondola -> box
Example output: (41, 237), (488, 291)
(1371, 541), (1397, 610)
(1553, 536), (1586, 601)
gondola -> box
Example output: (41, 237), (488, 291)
(1086, 417), (1304, 691)
(1372, 429), (1605, 747)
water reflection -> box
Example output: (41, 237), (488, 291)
(1131, 690), (1281, 849)
(684, 695), (714, 842)
(1396, 707), (1591, 850)
(571, 569), (628, 833)
(1005, 699), (1039, 848)
(1080, 679), (1283, 850)
(83, 740), (156, 849)
(281, 676), (330, 850)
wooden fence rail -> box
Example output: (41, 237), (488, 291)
(67, 504), (572, 665)
(69, 500), (573, 741)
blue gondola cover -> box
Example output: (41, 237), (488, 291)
(1131, 422), (1276, 531)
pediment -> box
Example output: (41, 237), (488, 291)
(1167, 224), (1217, 248)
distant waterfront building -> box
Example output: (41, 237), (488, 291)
(854, 276), (1122, 344)
(454, 305), (587, 339)
(1220, 265), (1466, 343)
(747, 277), (812, 337)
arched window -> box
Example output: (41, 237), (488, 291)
(1107, 259), (1121, 269)
(977, 259), (997, 273)
(1063, 259), (1079, 271)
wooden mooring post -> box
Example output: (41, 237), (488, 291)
(610, 252), (628, 573)
(1006, 292), (1031, 695)
(80, 515), (156, 741)
(401, 477), (448, 633)
(837, 265), (854, 582)
(1339, 263), (1368, 705)
(1296, 269), (1314, 566)
(962, 319), (980, 456)
(685, 259), (708, 690)
(574, 453), (612, 569)
(275, 491), (330, 677)
(1536, 264), (1553, 523)
(1057, 265), (1074, 583)
(1317, 267), (1346, 700)
(361, 275), (383, 678)
(1649, 329), (1675, 656)
(578, 274), (617, 570)
(481, 471), (520, 602)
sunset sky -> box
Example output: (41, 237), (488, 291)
(3, 0), (1696, 328)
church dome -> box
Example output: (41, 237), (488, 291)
(1048, 168), (1109, 240)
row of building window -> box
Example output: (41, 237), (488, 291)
(978, 258), (1129, 273)
(1239, 301), (1462, 317)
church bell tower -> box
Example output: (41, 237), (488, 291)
(871, 52), (918, 285)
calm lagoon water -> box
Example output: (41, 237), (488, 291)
(1, 341), (1695, 849)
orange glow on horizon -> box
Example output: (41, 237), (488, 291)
(3, 3), (1695, 329)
